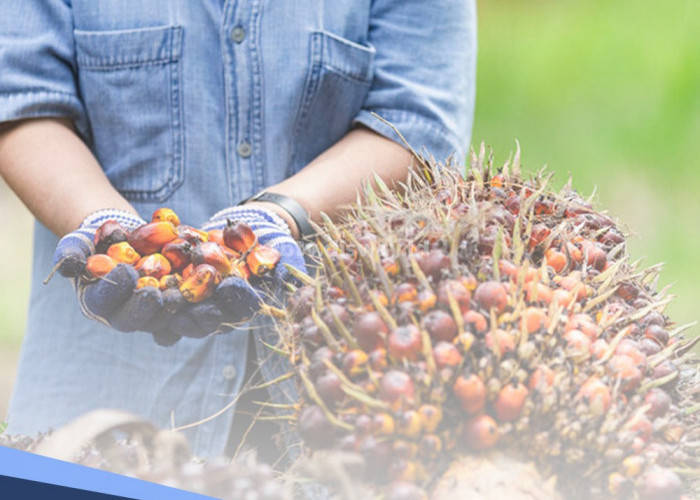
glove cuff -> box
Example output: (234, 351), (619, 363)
(203, 206), (291, 235)
(82, 209), (146, 231)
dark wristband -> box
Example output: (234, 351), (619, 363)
(239, 191), (315, 240)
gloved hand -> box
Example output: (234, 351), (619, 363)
(51, 209), (165, 333)
(156, 206), (308, 341)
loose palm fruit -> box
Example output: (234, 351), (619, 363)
(463, 414), (499, 451)
(417, 404), (442, 433)
(177, 225), (209, 244)
(223, 220), (257, 253)
(380, 370), (415, 411)
(421, 310), (458, 342)
(85, 253), (117, 278)
(473, 281), (508, 314)
(191, 241), (232, 275)
(127, 221), (179, 255)
(106, 241), (141, 265)
(136, 276), (160, 289)
(161, 238), (191, 272)
(151, 207), (180, 226)
(134, 253), (172, 279)
(179, 264), (220, 303)
(432, 341), (463, 369)
(94, 220), (129, 254)
(158, 273), (182, 290)
(246, 244), (280, 276)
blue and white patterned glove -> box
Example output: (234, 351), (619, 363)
(51, 209), (164, 333)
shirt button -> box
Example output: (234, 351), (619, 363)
(221, 365), (237, 380)
(237, 141), (252, 158)
(231, 26), (246, 43)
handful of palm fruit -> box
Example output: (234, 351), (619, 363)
(277, 148), (699, 500)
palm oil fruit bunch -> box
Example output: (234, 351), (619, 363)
(86, 209), (280, 335)
(278, 147), (699, 500)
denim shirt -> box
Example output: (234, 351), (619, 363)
(0, 0), (476, 457)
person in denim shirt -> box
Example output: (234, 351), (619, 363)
(0, 0), (477, 459)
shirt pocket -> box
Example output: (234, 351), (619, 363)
(288, 30), (375, 175)
(74, 25), (184, 203)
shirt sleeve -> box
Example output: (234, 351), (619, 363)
(353, 0), (477, 164)
(0, 0), (87, 135)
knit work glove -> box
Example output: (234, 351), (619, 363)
(51, 209), (163, 333)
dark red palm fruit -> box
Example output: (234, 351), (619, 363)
(421, 309), (458, 342)
(352, 311), (389, 351)
(528, 223), (551, 250)
(94, 220), (130, 254)
(161, 238), (191, 272)
(223, 220), (258, 253)
(298, 405), (335, 450)
(644, 324), (669, 346)
(246, 244), (280, 276)
(190, 241), (232, 275)
(308, 346), (336, 380)
(473, 281), (508, 314)
(134, 253), (172, 279)
(463, 414), (499, 451)
(432, 341), (463, 369)
(360, 435), (394, 482)
(414, 248), (450, 279)
(504, 194), (521, 214)
(437, 279), (471, 312)
(534, 197), (555, 215)
(598, 227), (625, 247)
(616, 282), (639, 303)
(453, 373), (486, 414)
(493, 381), (528, 423)
(636, 466), (683, 500)
(644, 388), (671, 419)
(387, 324), (423, 362)
(639, 337), (662, 356)
(580, 240), (607, 271)
(315, 371), (344, 407)
(288, 285), (315, 321)
(380, 370), (415, 411)
(462, 310), (488, 334)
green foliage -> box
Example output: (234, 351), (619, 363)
(472, 0), (700, 333)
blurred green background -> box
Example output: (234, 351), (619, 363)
(1, 0), (698, 415)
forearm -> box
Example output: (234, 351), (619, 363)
(251, 126), (414, 238)
(0, 118), (137, 237)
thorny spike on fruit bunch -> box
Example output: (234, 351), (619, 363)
(277, 150), (699, 500)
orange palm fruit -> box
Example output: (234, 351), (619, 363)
(159, 273), (182, 290)
(106, 241), (141, 265)
(246, 244), (280, 276)
(493, 381), (528, 422)
(230, 259), (252, 281)
(178, 225), (209, 244)
(453, 373), (486, 414)
(136, 276), (160, 289)
(544, 247), (567, 273)
(127, 221), (179, 255)
(161, 238), (191, 272)
(191, 241), (232, 275)
(151, 207), (180, 226)
(207, 228), (226, 246)
(417, 404), (443, 433)
(181, 263), (195, 279)
(520, 306), (547, 334)
(179, 263), (220, 302)
(577, 376), (612, 416)
(223, 220), (257, 253)
(135, 253), (172, 279)
(85, 254), (117, 278)
(463, 414), (499, 451)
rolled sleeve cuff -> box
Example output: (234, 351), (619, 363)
(0, 90), (88, 138)
(354, 108), (466, 166)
